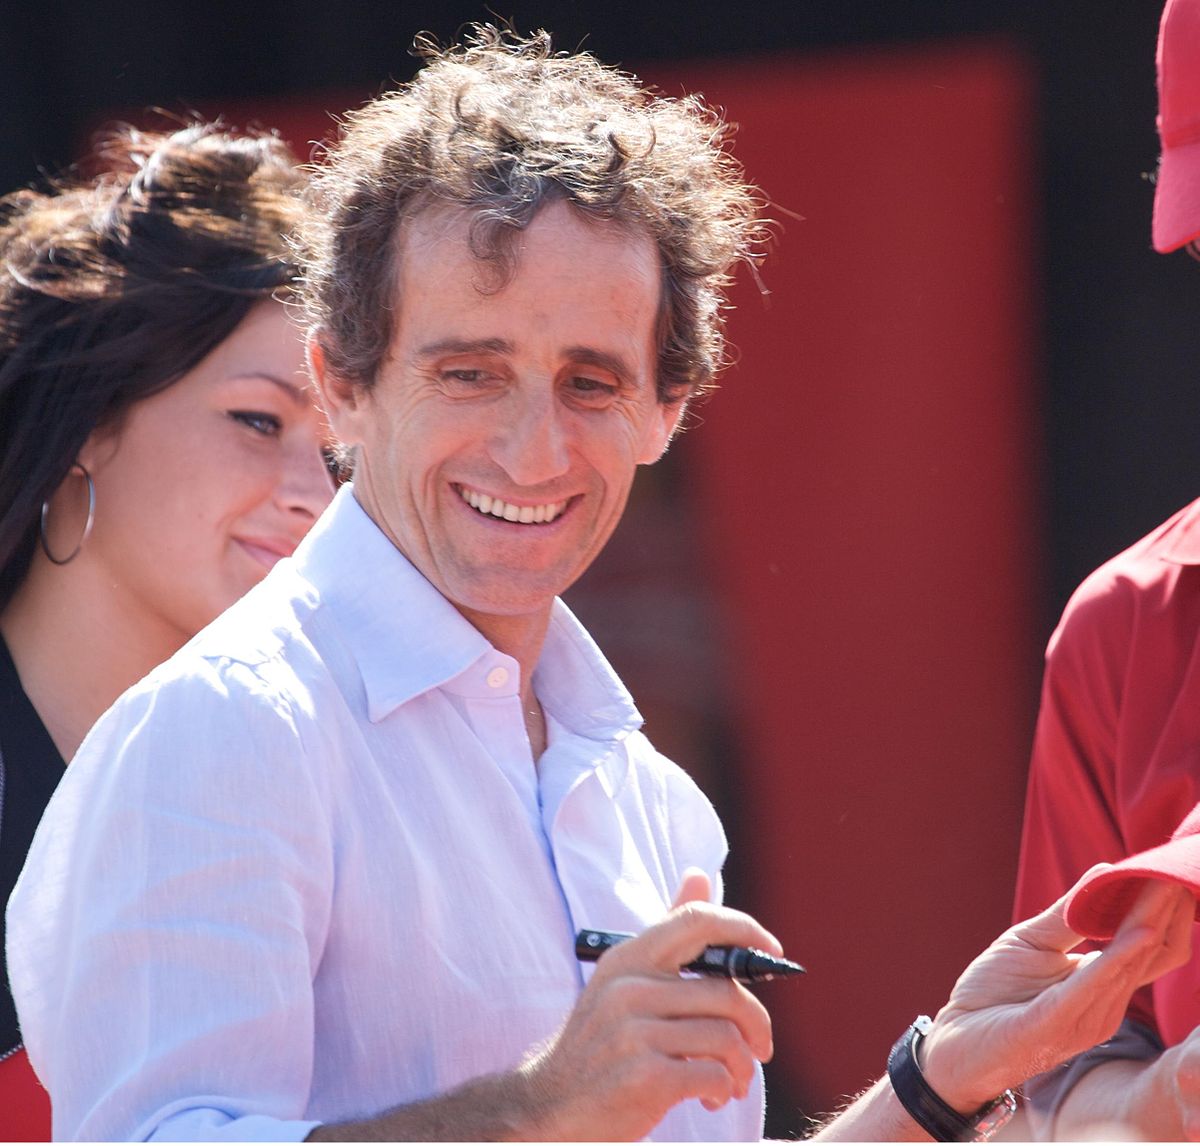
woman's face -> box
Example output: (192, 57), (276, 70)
(75, 300), (335, 645)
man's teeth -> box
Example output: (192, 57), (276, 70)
(459, 487), (568, 524)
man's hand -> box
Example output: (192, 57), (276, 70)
(513, 869), (778, 1141)
(918, 873), (1194, 1115)
(311, 870), (779, 1142)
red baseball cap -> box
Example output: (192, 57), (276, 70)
(1153, 0), (1200, 252)
(1065, 802), (1200, 939)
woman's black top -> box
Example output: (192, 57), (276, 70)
(0, 634), (66, 1060)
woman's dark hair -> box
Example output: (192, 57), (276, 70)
(0, 123), (306, 610)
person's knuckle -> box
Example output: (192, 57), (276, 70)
(738, 986), (771, 1023)
(714, 1032), (753, 1082)
(691, 1015), (738, 1055)
(731, 991), (772, 1046)
(672, 899), (713, 928)
(615, 1015), (655, 1058)
(687, 1057), (733, 1102)
(715, 1015), (742, 1045)
(603, 974), (645, 1016)
(696, 976), (739, 1008)
(1176, 1053), (1200, 1090)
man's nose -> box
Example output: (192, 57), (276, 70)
(489, 389), (571, 487)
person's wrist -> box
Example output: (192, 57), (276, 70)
(917, 1019), (999, 1114)
(512, 1045), (574, 1141)
(887, 1017), (1017, 1142)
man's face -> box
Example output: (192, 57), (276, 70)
(319, 199), (680, 626)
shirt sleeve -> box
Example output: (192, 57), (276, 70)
(1013, 572), (1132, 912)
(1011, 569), (1161, 1132)
(7, 656), (333, 1142)
(654, 736), (729, 902)
(1012, 576), (1138, 925)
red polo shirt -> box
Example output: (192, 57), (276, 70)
(1014, 497), (1200, 1045)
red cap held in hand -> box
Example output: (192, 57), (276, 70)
(1065, 802), (1200, 939)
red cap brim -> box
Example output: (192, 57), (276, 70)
(1153, 139), (1200, 253)
(1064, 838), (1200, 939)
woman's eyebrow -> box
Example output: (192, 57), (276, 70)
(230, 372), (313, 405)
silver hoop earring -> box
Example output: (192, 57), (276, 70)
(40, 462), (96, 566)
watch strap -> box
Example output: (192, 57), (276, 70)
(886, 1016), (1017, 1142)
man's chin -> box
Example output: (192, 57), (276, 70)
(445, 575), (573, 624)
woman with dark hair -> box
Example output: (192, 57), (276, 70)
(0, 123), (335, 1136)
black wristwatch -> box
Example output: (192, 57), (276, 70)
(886, 1016), (1017, 1142)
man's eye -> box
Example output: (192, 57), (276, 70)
(230, 410), (282, 436)
(438, 368), (509, 399)
(569, 376), (618, 399)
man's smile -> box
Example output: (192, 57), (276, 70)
(455, 483), (572, 525)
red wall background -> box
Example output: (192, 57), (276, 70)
(652, 42), (1042, 1117)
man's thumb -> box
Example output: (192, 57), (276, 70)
(671, 866), (712, 909)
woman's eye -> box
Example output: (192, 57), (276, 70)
(230, 410), (282, 436)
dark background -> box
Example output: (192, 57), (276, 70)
(3, 0), (1195, 1135)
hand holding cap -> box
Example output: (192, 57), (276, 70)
(1065, 801), (1200, 939)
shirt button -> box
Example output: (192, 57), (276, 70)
(486, 666), (509, 689)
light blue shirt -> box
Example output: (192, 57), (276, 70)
(8, 485), (764, 1141)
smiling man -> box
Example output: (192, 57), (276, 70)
(6, 27), (1195, 1145)
(316, 198), (680, 753)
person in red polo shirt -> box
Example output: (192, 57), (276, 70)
(1012, 0), (1200, 1137)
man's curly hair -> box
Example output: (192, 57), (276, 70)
(299, 26), (767, 406)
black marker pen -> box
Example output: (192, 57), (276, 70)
(575, 928), (806, 983)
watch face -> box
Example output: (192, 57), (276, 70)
(972, 1091), (1018, 1141)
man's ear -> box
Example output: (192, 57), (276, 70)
(308, 331), (366, 444)
(637, 397), (688, 465)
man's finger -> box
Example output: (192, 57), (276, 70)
(1116, 877), (1194, 941)
(1044, 887), (1190, 1035)
(1084, 879), (1195, 994)
(640, 900), (784, 972)
(600, 974), (775, 1060)
(1010, 870), (1187, 959)
(645, 1015), (760, 1093)
(672, 867), (713, 910)
(1123, 880), (1194, 985)
(1008, 882), (1096, 955)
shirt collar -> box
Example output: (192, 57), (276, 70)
(293, 484), (643, 740)
(536, 602), (643, 742)
(1162, 498), (1200, 565)
(293, 484), (491, 721)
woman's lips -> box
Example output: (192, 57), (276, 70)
(235, 537), (295, 571)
